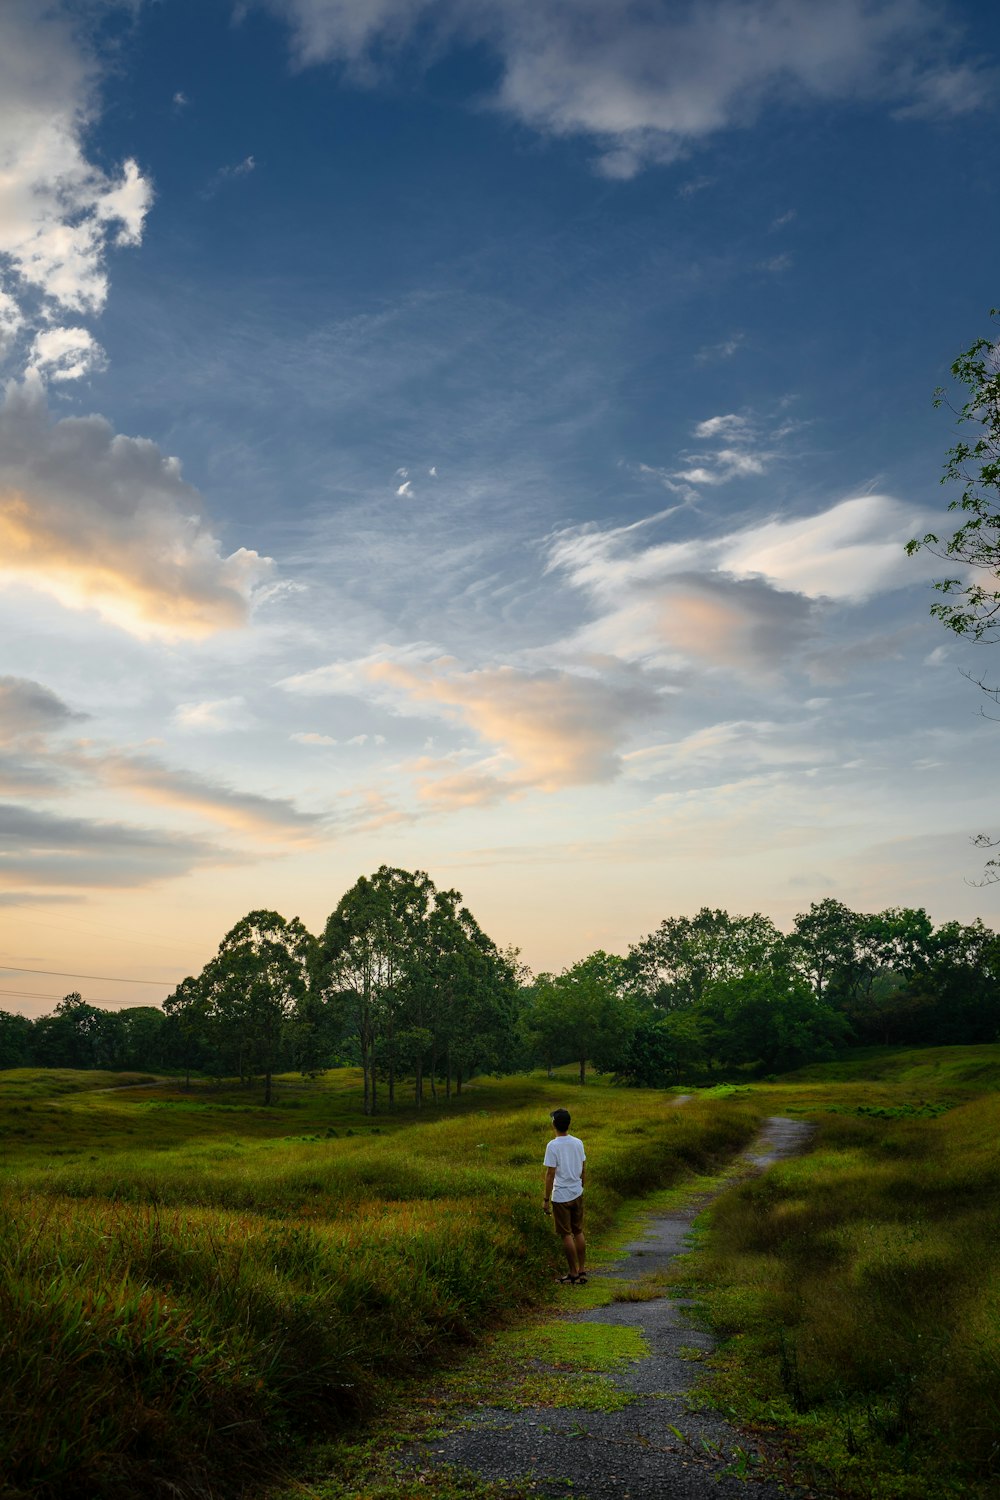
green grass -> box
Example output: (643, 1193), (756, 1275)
(779, 1041), (1000, 1090)
(0, 1064), (764, 1500)
(668, 1050), (1000, 1499)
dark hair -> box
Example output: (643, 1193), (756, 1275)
(550, 1108), (571, 1132)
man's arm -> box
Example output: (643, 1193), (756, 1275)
(580, 1162), (586, 1189)
(543, 1165), (556, 1214)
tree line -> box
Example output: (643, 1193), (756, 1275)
(2, 877), (999, 1097)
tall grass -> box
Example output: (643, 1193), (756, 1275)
(0, 1068), (762, 1500)
(677, 1088), (1000, 1498)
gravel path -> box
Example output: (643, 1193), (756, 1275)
(407, 1115), (815, 1499)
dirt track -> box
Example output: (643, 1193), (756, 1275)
(407, 1115), (816, 1499)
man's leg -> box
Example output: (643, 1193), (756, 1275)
(573, 1230), (586, 1274)
(560, 1232), (580, 1276)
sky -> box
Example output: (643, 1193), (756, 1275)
(2, 0), (1000, 1018)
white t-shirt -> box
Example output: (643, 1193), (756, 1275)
(543, 1133), (586, 1202)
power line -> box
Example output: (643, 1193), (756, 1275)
(0, 987), (164, 1009)
(0, 964), (174, 986)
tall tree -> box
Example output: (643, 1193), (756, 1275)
(322, 867), (432, 1114)
(200, 911), (315, 1105)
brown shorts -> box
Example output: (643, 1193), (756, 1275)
(551, 1195), (584, 1236)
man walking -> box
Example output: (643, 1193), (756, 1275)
(543, 1107), (587, 1285)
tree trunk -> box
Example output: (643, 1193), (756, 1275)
(415, 1058), (423, 1108)
(579, 1056), (586, 1085)
(446, 1045), (451, 1101)
(456, 1067), (462, 1096)
(264, 1067), (272, 1105)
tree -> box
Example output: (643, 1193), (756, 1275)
(907, 309), (1000, 641)
(787, 898), (861, 1004)
(626, 908), (783, 1010)
(907, 312), (1000, 879)
(615, 1010), (709, 1087)
(322, 867), (432, 1114)
(162, 975), (211, 1087)
(30, 993), (120, 1070)
(0, 1009), (32, 1069)
(527, 952), (634, 1085)
(703, 968), (851, 1074)
(200, 910), (315, 1104)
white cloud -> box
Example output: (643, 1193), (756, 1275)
(291, 731), (338, 745)
(28, 326), (106, 383)
(692, 413), (748, 439)
(0, 2), (152, 323)
(262, 0), (990, 175)
(546, 492), (941, 675)
(0, 378), (273, 638)
(396, 479), (413, 496)
(173, 697), (254, 732)
(0, 293), (23, 358)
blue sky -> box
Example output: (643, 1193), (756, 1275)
(2, 0), (1000, 1014)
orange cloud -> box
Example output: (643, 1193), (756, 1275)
(368, 657), (659, 794)
(95, 754), (325, 844)
(0, 381), (271, 638)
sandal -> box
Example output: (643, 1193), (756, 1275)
(557, 1273), (576, 1284)
(574, 1272), (588, 1285)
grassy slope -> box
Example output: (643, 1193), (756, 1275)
(0, 1066), (764, 1500)
(671, 1044), (1000, 1499)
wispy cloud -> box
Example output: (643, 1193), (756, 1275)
(757, 251), (794, 274)
(261, 0), (992, 175)
(173, 697), (254, 732)
(201, 155), (256, 200)
(695, 332), (745, 363)
(93, 753), (326, 843)
(285, 649), (665, 799)
(0, 802), (226, 891)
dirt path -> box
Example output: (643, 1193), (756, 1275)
(407, 1116), (815, 1499)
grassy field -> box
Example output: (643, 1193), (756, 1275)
(0, 1065), (765, 1500)
(670, 1044), (1000, 1499)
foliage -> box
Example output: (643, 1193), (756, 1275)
(702, 967), (851, 1074)
(907, 309), (1000, 640)
(8, 887), (1000, 1095)
(625, 908), (783, 1010)
(524, 951), (635, 1083)
(321, 867), (519, 1113)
